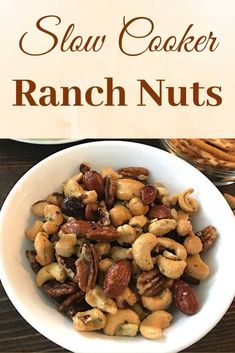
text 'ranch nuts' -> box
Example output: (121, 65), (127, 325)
(25, 163), (217, 339)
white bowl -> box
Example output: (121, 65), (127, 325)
(0, 141), (235, 353)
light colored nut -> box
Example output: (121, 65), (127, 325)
(104, 309), (140, 336)
(94, 243), (111, 257)
(142, 289), (173, 311)
(224, 193), (235, 209)
(55, 233), (77, 257)
(184, 234), (203, 255)
(71, 172), (83, 183)
(25, 220), (44, 241)
(132, 233), (158, 271)
(110, 246), (133, 262)
(73, 308), (106, 331)
(63, 179), (97, 204)
(128, 197), (149, 216)
(129, 215), (148, 228)
(140, 310), (172, 339)
(155, 237), (187, 261)
(43, 221), (59, 235)
(31, 200), (49, 217)
(44, 204), (64, 225)
(101, 167), (122, 180)
(116, 179), (145, 201)
(154, 182), (168, 198)
(178, 188), (199, 214)
(149, 219), (177, 236)
(109, 205), (132, 226)
(177, 219), (193, 236)
(34, 232), (54, 266)
(85, 285), (117, 314)
(186, 254), (209, 280)
(157, 255), (186, 279)
(115, 324), (139, 337)
(99, 258), (114, 272)
(115, 287), (137, 308)
(36, 262), (67, 287)
(46, 193), (63, 206)
(117, 224), (137, 244)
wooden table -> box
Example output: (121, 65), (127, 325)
(0, 139), (234, 353)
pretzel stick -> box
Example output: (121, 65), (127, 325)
(188, 139), (235, 162)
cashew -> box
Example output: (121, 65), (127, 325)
(224, 193), (235, 209)
(177, 219), (193, 236)
(110, 246), (133, 262)
(142, 289), (173, 311)
(34, 232), (54, 266)
(156, 237), (187, 261)
(149, 219), (177, 236)
(157, 255), (186, 279)
(85, 285), (117, 314)
(25, 220), (44, 241)
(140, 310), (172, 339)
(109, 205), (132, 226)
(132, 233), (158, 271)
(178, 188), (199, 214)
(104, 309), (140, 336)
(162, 194), (179, 207)
(55, 233), (77, 257)
(129, 215), (148, 228)
(117, 224), (137, 244)
(36, 262), (67, 287)
(46, 193), (64, 206)
(116, 179), (145, 201)
(73, 308), (106, 331)
(44, 204), (64, 225)
(115, 324), (139, 337)
(154, 182), (168, 198)
(184, 234), (203, 255)
(31, 200), (49, 217)
(128, 197), (149, 216)
(63, 179), (97, 204)
(186, 254), (210, 280)
(99, 258), (114, 272)
(101, 167), (122, 180)
(115, 287), (137, 309)
(94, 242), (111, 258)
(71, 172), (83, 183)
(43, 222), (59, 235)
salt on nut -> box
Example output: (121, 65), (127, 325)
(31, 200), (49, 218)
(116, 179), (145, 201)
(178, 188), (199, 214)
(128, 197), (149, 216)
(110, 246), (133, 262)
(73, 308), (107, 332)
(55, 233), (77, 257)
(117, 224), (137, 244)
(132, 233), (158, 271)
(186, 254), (209, 280)
(148, 219), (177, 236)
(183, 234), (203, 255)
(142, 289), (173, 311)
(36, 262), (67, 287)
(25, 220), (44, 241)
(63, 179), (97, 204)
(34, 232), (54, 266)
(104, 309), (140, 336)
(129, 215), (148, 228)
(140, 310), (172, 339)
(109, 205), (132, 226)
(85, 285), (117, 314)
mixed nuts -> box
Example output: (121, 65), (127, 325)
(25, 163), (217, 339)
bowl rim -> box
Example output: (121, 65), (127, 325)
(0, 140), (235, 353)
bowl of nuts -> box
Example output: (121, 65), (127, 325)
(0, 141), (235, 353)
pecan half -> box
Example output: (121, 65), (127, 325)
(59, 290), (85, 313)
(98, 204), (111, 226)
(103, 260), (132, 298)
(25, 250), (41, 274)
(83, 171), (104, 196)
(75, 243), (99, 292)
(136, 269), (165, 296)
(42, 280), (79, 298)
(117, 167), (149, 181)
(56, 254), (77, 280)
(104, 175), (116, 209)
(196, 225), (217, 252)
(85, 203), (99, 221)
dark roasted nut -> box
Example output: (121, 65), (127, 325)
(61, 196), (84, 218)
(181, 273), (200, 286)
(173, 279), (199, 315)
(147, 205), (170, 219)
(104, 175), (116, 210)
(136, 269), (165, 296)
(46, 193), (64, 207)
(140, 185), (157, 205)
(80, 162), (91, 174)
(85, 203), (99, 221)
(59, 290), (85, 313)
(42, 280), (79, 298)
(25, 250), (41, 273)
(62, 219), (92, 234)
(117, 167), (149, 181)
(98, 204), (111, 226)
(56, 254), (77, 279)
(83, 171), (104, 196)
(196, 225), (217, 252)
(75, 243), (99, 292)
(103, 260), (132, 298)
(66, 301), (92, 318)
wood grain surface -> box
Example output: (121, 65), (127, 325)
(0, 139), (234, 353)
